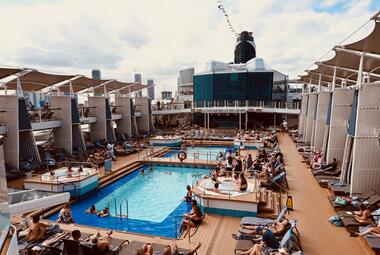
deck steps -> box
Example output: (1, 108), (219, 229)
(99, 162), (143, 188)
(258, 190), (274, 212)
(259, 187), (268, 204)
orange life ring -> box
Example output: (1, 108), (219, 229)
(178, 150), (187, 161)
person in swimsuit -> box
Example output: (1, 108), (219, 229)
(184, 185), (192, 202)
(239, 172), (248, 192)
(57, 203), (74, 223)
(354, 204), (373, 225)
(26, 215), (49, 242)
(87, 204), (98, 214)
(180, 200), (203, 233)
(98, 207), (109, 217)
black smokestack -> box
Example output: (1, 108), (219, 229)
(234, 31), (256, 64)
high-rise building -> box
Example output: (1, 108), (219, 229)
(134, 74), (142, 97)
(178, 68), (194, 109)
(147, 79), (155, 100)
(234, 31), (256, 64)
(92, 69), (101, 80)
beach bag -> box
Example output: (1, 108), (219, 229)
(334, 196), (348, 206)
(329, 215), (343, 226)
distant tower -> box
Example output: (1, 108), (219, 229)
(234, 31), (256, 64)
(92, 69), (101, 80)
(134, 73), (142, 97)
(147, 79), (155, 100)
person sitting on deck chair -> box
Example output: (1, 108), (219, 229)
(314, 158), (338, 173)
(239, 219), (289, 236)
(353, 204), (373, 225)
(180, 199), (203, 233)
(137, 242), (201, 255)
(356, 218), (380, 237)
(25, 215), (50, 242)
(82, 230), (114, 253)
(236, 229), (280, 255)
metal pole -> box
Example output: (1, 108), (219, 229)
(318, 73), (322, 93)
(245, 112), (248, 129)
(332, 66), (337, 91)
(239, 112), (241, 130)
(357, 52), (365, 89)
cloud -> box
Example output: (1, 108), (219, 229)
(0, 0), (377, 95)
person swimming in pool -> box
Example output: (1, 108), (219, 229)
(87, 204), (98, 214)
(98, 207), (109, 217)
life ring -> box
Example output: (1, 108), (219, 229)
(178, 150), (187, 161)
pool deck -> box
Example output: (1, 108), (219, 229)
(10, 136), (373, 254)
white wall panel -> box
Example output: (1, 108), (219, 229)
(351, 83), (380, 194)
(313, 92), (330, 151)
(299, 95), (308, 137)
(326, 89), (353, 166)
(305, 94), (317, 144)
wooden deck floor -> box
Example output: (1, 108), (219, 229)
(278, 134), (369, 255)
(12, 137), (371, 254)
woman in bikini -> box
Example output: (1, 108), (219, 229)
(180, 200), (203, 233)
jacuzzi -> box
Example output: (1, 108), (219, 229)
(193, 177), (258, 217)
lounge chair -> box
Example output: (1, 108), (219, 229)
(240, 207), (288, 226)
(338, 208), (380, 232)
(316, 176), (340, 188)
(328, 192), (376, 211)
(118, 241), (192, 255)
(80, 237), (129, 255)
(328, 181), (350, 195)
(234, 220), (302, 254)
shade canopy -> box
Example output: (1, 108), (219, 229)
(57, 76), (109, 93)
(299, 17), (380, 87)
(0, 68), (22, 80)
(5, 70), (74, 91)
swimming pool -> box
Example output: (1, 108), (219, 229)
(162, 146), (234, 161)
(49, 165), (210, 238)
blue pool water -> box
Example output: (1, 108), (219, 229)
(162, 146), (234, 161)
(50, 165), (210, 238)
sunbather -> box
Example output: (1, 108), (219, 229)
(25, 215), (50, 242)
(354, 204), (373, 225)
(357, 219), (380, 237)
(162, 242), (202, 255)
(236, 229), (280, 255)
(240, 220), (289, 236)
(180, 199), (203, 233)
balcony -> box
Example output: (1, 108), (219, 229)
(29, 108), (62, 131)
(79, 106), (97, 124)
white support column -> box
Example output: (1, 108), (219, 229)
(332, 66), (337, 91)
(357, 52), (365, 89)
(318, 73), (322, 92)
(245, 112), (248, 129)
(309, 78), (312, 93)
(239, 112), (241, 130)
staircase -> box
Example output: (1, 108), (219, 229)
(99, 161), (143, 189)
(256, 187), (284, 219)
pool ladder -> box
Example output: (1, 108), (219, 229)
(108, 197), (129, 219)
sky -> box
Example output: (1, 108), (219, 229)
(0, 0), (378, 96)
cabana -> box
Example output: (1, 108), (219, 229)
(298, 12), (380, 194)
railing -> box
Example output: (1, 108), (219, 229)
(193, 100), (300, 110)
(107, 197), (129, 219)
(78, 106), (97, 118)
(28, 107), (62, 123)
(141, 146), (226, 165)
